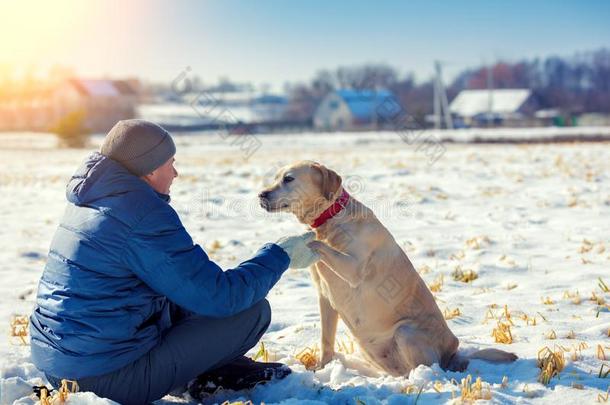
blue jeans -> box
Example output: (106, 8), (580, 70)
(46, 299), (271, 405)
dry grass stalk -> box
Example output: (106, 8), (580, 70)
(579, 239), (595, 254)
(483, 308), (497, 324)
(501, 305), (514, 325)
(472, 287), (492, 295)
(443, 307), (461, 320)
(466, 237), (481, 250)
(401, 384), (421, 394)
(545, 330), (557, 340)
(452, 266), (478, 283)
(10, 315), (29, 346)
(57, 380), (79, 403)
(295, 345), (319, 370)
(566, 330), (576, 339)
(559, 343), (586, 361)
(599, 277), (610, 293)
(39, 387), (52, 405)
(39, 380), (79, 405)
(450, 250), (465, 260)
(542, 296), (555, 305)
(429, 274), (444, 292)
(567, 342), (589, 352)
(418, 264), (432, 274)
(336, 335), (355, 354)
(457, 375), (492, 401)
(433, 380), (443, 393)
(591, 292), (606, 305)
(252, 342), (269, 362)
(597, 305), (610, 318)
(562, 290), (582, 304)
(465, 236), (490, 250)
(537, 346), (565, 385)
(599, 387), (609, 402)
(492, 321), (513, 344)
(499, 254), (517, 267)
(598, 363), (610, 379)
(598, 345), (610, 361)
(522, 313), (538, 326)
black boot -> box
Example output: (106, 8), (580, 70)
(188, 356), (291, 398)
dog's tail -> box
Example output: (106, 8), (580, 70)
(444, 348), (518, 372)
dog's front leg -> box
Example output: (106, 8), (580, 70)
(307, 241), (366, 288)
(318, 294), (339, 368)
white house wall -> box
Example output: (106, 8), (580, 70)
(314, 93), (353, 131)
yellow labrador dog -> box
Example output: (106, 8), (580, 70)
(259, 161), (517, 376)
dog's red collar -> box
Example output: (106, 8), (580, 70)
(310, 189), (350, 228)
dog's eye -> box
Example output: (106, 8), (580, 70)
(283, 176), (294, 184)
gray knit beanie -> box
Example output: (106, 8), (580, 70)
(101, 119), (176, 176)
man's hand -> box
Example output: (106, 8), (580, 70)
(275, 232), (321, 269)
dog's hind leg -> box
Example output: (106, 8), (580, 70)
(392, 324), (441, 376)
(442, 352), (469, 372)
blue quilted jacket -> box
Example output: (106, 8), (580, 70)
(30, 152), (289, 379)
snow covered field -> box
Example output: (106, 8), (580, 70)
(1, 130), (609, 404)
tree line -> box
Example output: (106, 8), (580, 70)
(283, 48), (610, 123)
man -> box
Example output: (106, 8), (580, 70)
(30, 120), (319, 404)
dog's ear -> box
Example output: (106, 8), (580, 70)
(311, 162), (342, 201)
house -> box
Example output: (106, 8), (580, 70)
(449, 89), (537, 127)
(314, 89), (401, 131)
(577, 113), (610, 127)
(53, 79), (138, 133)
(251, 94), (288, 123)
(201, 92), (288, 124)
(140, 89), (290, 132)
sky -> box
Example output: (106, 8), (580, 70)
(0, 0), (609, 91)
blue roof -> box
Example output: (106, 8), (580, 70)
(336, 89), (401, 122)
(254, 94), (288, 104)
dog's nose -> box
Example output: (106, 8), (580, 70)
(258, 191), (270, 200)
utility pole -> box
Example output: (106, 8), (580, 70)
(487, 62), (494, 127)
(433, 68), (441, 130)
(433, 61), (453, 130)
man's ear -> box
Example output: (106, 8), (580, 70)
(140, 169), (156, 183)
(311, 162), (342, 201)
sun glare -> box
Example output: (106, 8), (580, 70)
(0, 0), (89, 77)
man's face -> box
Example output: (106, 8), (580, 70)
(141, 156), (178, 195)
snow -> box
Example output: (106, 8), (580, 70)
(1, 129), (609, 404)
(449, 89), (532, 118)
(431, 125), (610, 142)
